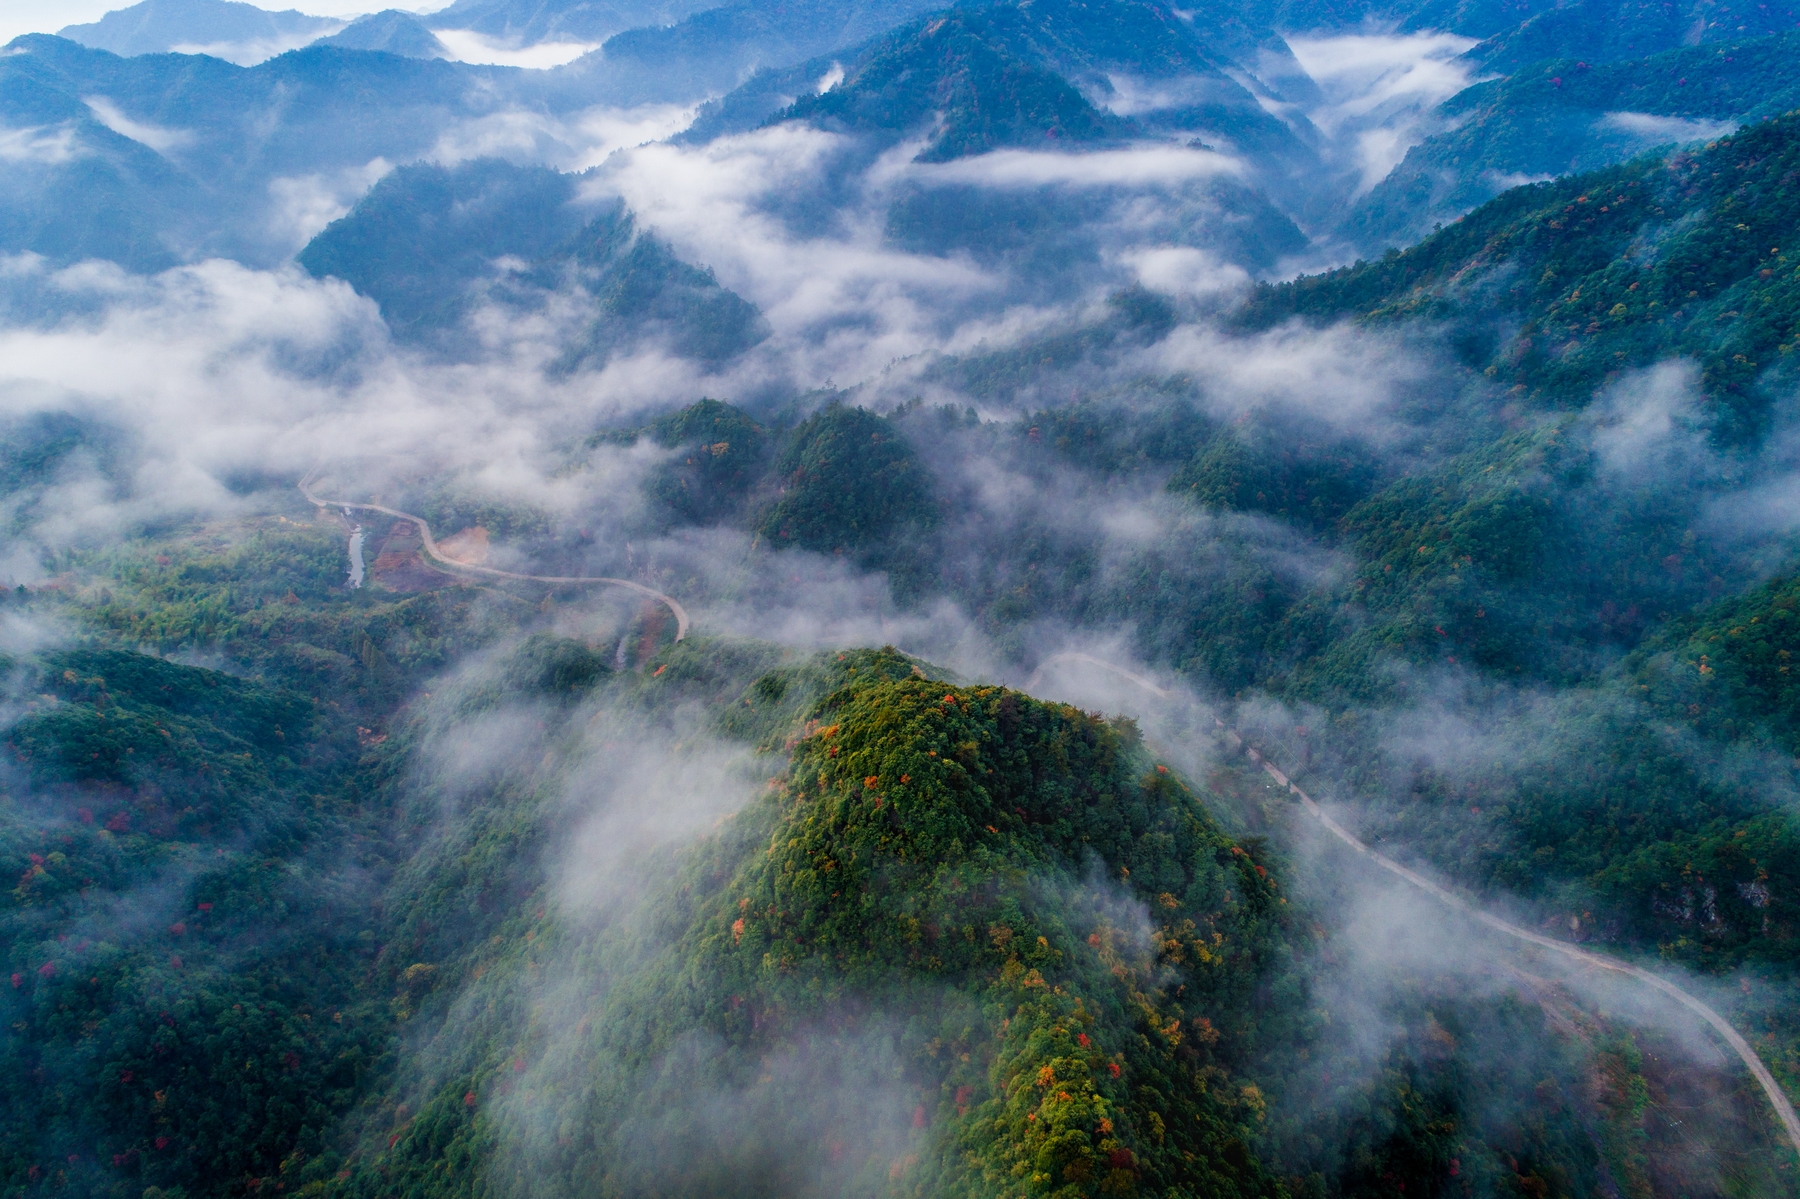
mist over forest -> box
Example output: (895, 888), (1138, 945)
(3, 0), (1800, 1194)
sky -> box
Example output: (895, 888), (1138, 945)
(0, 0), (449, 43)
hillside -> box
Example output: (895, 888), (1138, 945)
(1243, 111), (1800, 439)
(1345, 34), (1800, 249)
(345, 651), (1293, 1198)
(764, 0), (1291, 161)
(1463, 0), (1800, 72)
(0, 645), (384, 1196)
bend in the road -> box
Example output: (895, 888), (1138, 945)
(299, 473), (689, 642)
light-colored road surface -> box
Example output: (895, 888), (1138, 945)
(299, 472), (689, 642)
(1027, 651), (1800, 1157)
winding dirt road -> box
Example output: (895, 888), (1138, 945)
(1027, 651), (1800, 1157)
(299, 472), (689, 642)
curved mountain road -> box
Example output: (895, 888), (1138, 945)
(299, 473), (689, 642)
(1026, 651), (1800, 1157)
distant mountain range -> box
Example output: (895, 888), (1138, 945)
(421, 0), (719, 44)
(316, 10), (451, 59)
(12, 0), (1800, 334)
(57, 0), (341, 59)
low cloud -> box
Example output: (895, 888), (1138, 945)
(1285, 32), (1484, 193)
(1586, 360), (1709, 478)
(1599, 111), (1739, 145)
(433, 30), (600, 69)
(266, 158), (396, 255)
(427, 101), (698, 171)
(0, 123), (78, 164)
(1118, 245), (1251, 297)
(83, 95), (194, 153)
(909, 144), (1244, 189)
(1148, 317), (1451, 440)
(1097, 72), (1247, 116)
(164, 29), (347, 66)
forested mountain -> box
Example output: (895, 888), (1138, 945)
(1345, 33), (1800, 249)
(762, 0), (1283, 162)
(340, 649), (1296, 1198)
(1460, 0), (1800, 71)
(7, 0), (1800, 1192)
(1247, 112), (1800, 437)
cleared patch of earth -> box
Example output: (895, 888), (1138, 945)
(437, 526), (490, 565)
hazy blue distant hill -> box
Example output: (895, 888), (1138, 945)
(316, 10), (452, 59)
(425, 0), (715, 44)
(1226, 0), (1797, 50)
(1464, 0), (1800, 71)
(842, 0), (1308, 155)
(588, 0), (954, 102)
(300, 158), (768, 365)
(56, 0), (339, 57)
(0, 36), (584, 270)
(1343, 32), (1800, 250)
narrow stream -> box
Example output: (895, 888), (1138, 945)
(346, 524), (365, 589)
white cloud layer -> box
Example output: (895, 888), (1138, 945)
(1285, 32), (1483, 194)
(1599, 110), (1740, 144)
(909, 144), (1243, 188)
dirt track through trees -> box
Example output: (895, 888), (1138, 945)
(299, 472), (689, 641)
(1026, 651), (1800, 1157)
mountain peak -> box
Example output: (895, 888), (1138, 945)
(57, 0), (338, 58)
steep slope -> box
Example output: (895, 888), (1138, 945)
(1345, 34), (1800, 250)
(773, 15), (1125, 161)
(1243, 111), (1800, 439)
(692, 0), (1310, 164)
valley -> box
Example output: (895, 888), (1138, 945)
(3, 0), (1800, 1194)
